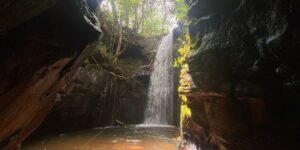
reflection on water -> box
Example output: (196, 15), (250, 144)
(23, 125), (180, 150)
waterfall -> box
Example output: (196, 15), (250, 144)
(144, 32), (174, 125)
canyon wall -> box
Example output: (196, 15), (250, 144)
(185, 0), (300, 149)
(0, 0), (102, 149)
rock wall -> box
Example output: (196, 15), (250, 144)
(35, 66), (150, 133)
(0, 0), (101, 149)
(32, 33), (160, 133)
(185, 0), (300, 149)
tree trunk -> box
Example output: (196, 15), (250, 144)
(136, 0), (145, 33)
(161, 0), (167, 34)
(114, 11), (123, 63)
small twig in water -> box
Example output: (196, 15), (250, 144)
(81, 128), (106, 148)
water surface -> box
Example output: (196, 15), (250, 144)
(23, 125), (180, 150)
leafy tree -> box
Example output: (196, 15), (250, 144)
(173, 0), (189, 21)
(101, 0), (177, 36)
(98, 0), (189, 62)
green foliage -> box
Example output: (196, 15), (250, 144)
(101, 0), (177, 36)
(141, 12), (167, 36)
(118, 0), (141, 20)
(173, 33), (191, 68)
(174, 33), (192, 130)
(173, 0), (189, 21)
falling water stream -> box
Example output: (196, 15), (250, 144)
(144, 32), (174, 125)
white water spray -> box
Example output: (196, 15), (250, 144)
(144, 32), (174, 125)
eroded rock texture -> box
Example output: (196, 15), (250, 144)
(34, 36), (159, 133)
(0, 0), (101, 149)
(186, 0), (300, 149)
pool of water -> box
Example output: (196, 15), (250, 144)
(23, 125), (181, 150)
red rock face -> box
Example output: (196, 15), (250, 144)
(184, 90), (300, 149)
(0, 0), (101, 149)
(186, 92), (268, 148)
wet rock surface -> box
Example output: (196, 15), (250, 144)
(185, 0), (300, 149)
(0, 0), (101, 149)
(33, 34), (159, 133)
(36, 67), (150, 132)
